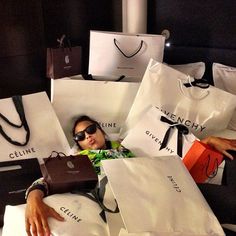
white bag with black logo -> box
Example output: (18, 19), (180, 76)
(0, 92), (70, 161)
(88, 31), (165, 80)
(2, 193), (109, 236)
(121, 106), (196, 158)
(120, 59), (236, 139)
(102, 157), (225, 236)
(51, 76), (140, 146)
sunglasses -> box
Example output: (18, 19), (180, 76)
(74, 123), (98, 142)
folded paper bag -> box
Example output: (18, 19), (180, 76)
(183, 140), (224, 183)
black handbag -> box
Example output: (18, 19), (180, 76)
(0, 158), (42, 227)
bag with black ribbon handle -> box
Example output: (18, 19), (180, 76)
(121, 105), (197, 158)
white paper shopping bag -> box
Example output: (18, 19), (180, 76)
(51, 76), (140, 146)
(121, 106), (196, 158)
(0, 92), (70, 161)
(121, 59), (236, 139)
(88, 31), (165, 79)
(2, 193), (109, 236)
(102, 157), (225, 236)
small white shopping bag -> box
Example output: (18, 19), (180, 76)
(121, 106), (196, 158)
(2, 193), (109, 236)
(102, 157), (225, 236)
(51, 76), (140, 146)
(0, 92), (70, 161)
(88, 31), (165, 79)
(120, 59), (236, 139)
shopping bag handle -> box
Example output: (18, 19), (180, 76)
(0, 95), (30, 146)
(57, 34), (72, 50)
(72, 176), (119, 222)
(82, 74), (126, 82)
(114, 38), (144, 58)
(184, 77), (210, 89)
(179, 76), (210, 100)
(206, 155), (220, 179)
(159, 116), (189, 157)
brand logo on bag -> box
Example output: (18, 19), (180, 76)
(167, 176), (181, 192)
(67, 161), (75, 169)
(8, 147), (36, 159)
(65, 55), (70, 64)
(145, 131), (174, 154)
(99, 122), (117, 128)
(155, 106), (206, 132)
(60, 207), (82, 223)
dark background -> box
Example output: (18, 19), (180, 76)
(0, 0), (236, 99)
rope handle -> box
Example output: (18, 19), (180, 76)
(114, 38), (144, 58)
(205, 155), (219, 179)
(0, 95), (30, 146)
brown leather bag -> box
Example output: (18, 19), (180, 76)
(41, 151), (98, 194)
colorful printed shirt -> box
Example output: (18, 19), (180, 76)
(78, 141), (134, 174)
(25, 141), (134, 198)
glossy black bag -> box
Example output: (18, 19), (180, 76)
(0, 158), (42, 227)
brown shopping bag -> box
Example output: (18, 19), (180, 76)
(47, 35), (82, 79)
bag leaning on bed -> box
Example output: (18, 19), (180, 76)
(102, 156), (225, 236)
(88, 30), (165, 80)
(51, 75), (140, 146)
(121, 105), (196, 158)
(0, 91), (71, 162)
(120, 59), (236, 140)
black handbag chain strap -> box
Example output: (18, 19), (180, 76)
(113, 38), (144, 58)
(0, 95), (30, 146)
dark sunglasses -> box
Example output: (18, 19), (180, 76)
(73, 123), (98, 142)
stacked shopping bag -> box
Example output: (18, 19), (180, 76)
(2, 30), (236, 236)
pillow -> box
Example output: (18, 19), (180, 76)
(169, 62), (205, 79)
(213, 63), (236, 130)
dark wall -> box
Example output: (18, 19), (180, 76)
(1, 0), (236, 98)
(0, 0), (122, 99)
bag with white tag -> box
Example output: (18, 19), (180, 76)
(0, 92), (70, 161)
(88, 30), (165, 80)
(120, 59), (236, 139)
(121, 106), (196, 158)
(102, 157), (225, 236)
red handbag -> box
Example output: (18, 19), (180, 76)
(183, 140), (224, 183)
